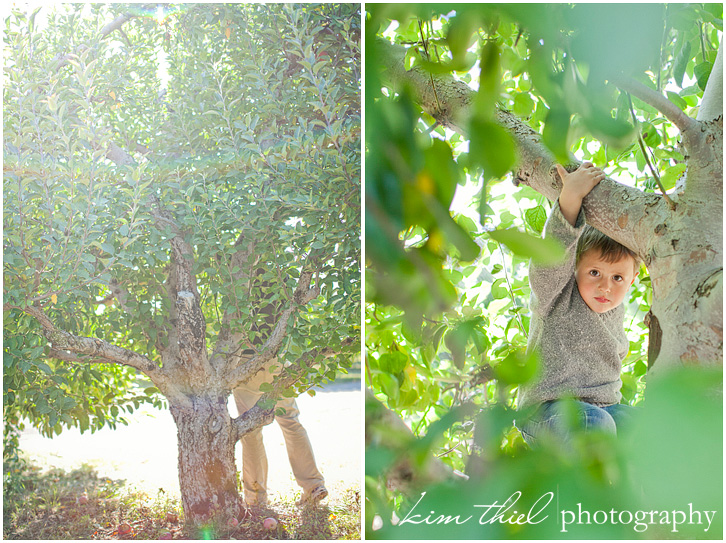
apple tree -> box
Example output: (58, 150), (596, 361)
(4, 3), (360, 524)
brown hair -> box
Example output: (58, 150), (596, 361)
(576, 226), (639, 271)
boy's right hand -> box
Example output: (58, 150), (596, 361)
(556, 162), (605, 226)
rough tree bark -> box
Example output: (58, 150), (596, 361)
(377, 39), (723, 370)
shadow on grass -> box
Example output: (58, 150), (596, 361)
(4, 461), (361, 540)
(3, 463), (180, 540)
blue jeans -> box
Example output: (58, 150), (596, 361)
(519, 399), (633, 446)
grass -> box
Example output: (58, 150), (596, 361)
(3, 462), (361, 540)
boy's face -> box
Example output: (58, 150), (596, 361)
(575, 249), (638, 313)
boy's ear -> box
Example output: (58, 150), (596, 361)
(630, 266), (639, 285)
(631, 259), (642, 285)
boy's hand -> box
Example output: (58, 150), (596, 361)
(556, 162), (605, 226)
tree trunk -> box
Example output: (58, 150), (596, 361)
(641, 189), (723, 366)
(170, 394), (244, 525)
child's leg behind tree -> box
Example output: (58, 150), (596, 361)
(275, 396), (327, 502)
(234, 387), (270, 506)
(233, 386), (326, 504)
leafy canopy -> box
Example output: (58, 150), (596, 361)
(4, 4), (360, 440)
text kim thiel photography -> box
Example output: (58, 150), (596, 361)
(397, 491), (718, 535)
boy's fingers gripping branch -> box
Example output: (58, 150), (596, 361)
(556, 162), (606, 227)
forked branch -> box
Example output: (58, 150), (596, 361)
(225, 270), (320, 389)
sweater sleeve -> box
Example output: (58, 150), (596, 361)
(528, 200), (586, 315)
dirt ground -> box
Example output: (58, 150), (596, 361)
(18, 380), (361, 502)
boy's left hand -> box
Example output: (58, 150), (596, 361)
(557, 162), (606, 201)
(556, 162), (606, 226)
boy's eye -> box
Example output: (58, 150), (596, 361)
(588, 270), (599, 277)
(613, 275), (623, 282)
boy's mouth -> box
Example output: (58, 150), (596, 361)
(594, 296), (610, 304)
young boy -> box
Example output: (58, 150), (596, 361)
(518, 162), (639, 445)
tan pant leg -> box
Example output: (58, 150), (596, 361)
(275, 396), (325, 493)
(233, 371), (270, 505)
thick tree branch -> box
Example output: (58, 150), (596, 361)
(106, 142), (137, 166)
(231, 336), (356, 441)
(366, 389), (461, 493)
(231, 346), (319, 441)
(224, 270), (321, 389)
(609, 65), (722, 206)
(99, 13), (135, 38)
(377, 40), (471, 135)
(19, 304), (159, 376)
(377, 39), (660, 257)
(697, 39), (723, 122)
(52, 14), (136, 72)
(678, 38), (723, 205)
(175, 290), (207, 364)
(232, 402), (276, 441)
(231, 369), (299, 441)
(47, 347), (115, 365)
(153, 198), (211, 374)
(169, 236), (198, 297)
(609, 76), (698, 134)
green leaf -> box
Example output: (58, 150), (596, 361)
(454, 214), (479, 238)
(378, 352), (407, 374)
(474, 41), (501, 116)
(444, 318), (484, 370)
(447, 14), (479, 62)
(660, 163), (686, 191)
(404, 47), (421, 71)
(666, 91), (688, 111)
(491, 277), (509, 300)
(524, 205), (547, 234)
(633, 360), (648, 377)
(673, 40), (691, 88)
(513, 92), (535, 118)
(589, 117), (634, 149)
(424, 196), (480, 262)
(468, 119), (517, 180)
(378, 373), (400, 404)
(641, 122), (660, 148)
(694, 61), (713, 91)
(542, 106), (571, 163)
(35, 361), (53, 374)
(471, 327), (491, 355)
(424, 139), (459, 209)
(493, 349), (539, 385)
(431, 323), (447, 353)
(489, 228), (565, 265)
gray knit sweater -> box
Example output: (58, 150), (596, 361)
(517, 201), (628, 409)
